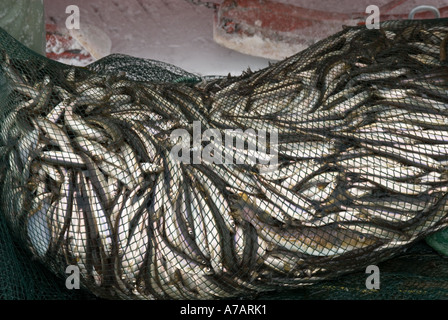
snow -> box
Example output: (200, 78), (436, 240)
(44, 0), (448, 76)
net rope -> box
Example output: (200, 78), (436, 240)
(1, 18), (448, 300)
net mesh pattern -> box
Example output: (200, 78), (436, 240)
(1, 18), (448, 300)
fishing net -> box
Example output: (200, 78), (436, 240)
(2, 17), (448, 300)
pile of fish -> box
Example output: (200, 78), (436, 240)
(1, 18), (448, 300)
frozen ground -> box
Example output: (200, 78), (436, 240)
(44, 0), (448, 76)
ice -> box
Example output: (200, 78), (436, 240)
(69, 23), (112, 59)
(44, 0), (448, 75)
(44, 0), (273, 76)
(276, 0), (447, 14)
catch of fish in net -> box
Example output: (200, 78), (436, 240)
(1, 18), (448, 300)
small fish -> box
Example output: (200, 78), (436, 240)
(4, 18), (448, 301)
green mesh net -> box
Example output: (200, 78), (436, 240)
(1, 18), (448, 300)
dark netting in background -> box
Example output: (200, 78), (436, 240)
(1, 17), (448, 300)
